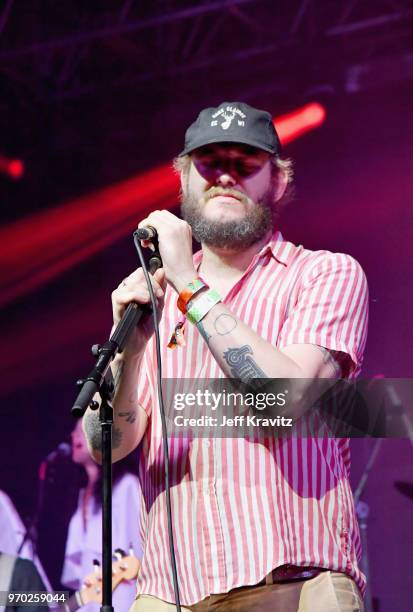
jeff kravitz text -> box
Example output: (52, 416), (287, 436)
(171, 388), (293, 429)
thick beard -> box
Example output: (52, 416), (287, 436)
(181, 186), (276, 250)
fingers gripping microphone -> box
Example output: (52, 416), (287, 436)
(135, 225), (158, 241)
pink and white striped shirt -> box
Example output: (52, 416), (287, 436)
(135, 230), (369, 605)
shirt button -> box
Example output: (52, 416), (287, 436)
(203, 440), (211, 448)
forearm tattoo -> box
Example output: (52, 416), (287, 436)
(196, 313), (238, 346)
(223, 345), (268, 381)
(196, 320), (212, 345)
(214, 314), (237, 336)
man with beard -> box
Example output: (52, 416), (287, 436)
(83, 102), (368, 611)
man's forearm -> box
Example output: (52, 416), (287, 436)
(82, 352), (148, 462)
(195, 302), (302, 379)
(193, 301), (341, 420)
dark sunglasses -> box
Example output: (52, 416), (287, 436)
(192, 151), (269, 182)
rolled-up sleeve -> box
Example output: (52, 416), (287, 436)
(278, 252), (369, 376)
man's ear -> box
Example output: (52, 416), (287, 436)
(274, 169), (289, 202)
(180, 169), (189, 197)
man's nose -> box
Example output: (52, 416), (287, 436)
(216, 172), (237, 187)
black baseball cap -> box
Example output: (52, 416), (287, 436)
(179, 101), (281, 156)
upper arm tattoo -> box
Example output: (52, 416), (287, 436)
(118, 410), (137, 424)
(223, 345), (268, 381)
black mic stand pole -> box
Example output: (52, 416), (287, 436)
(71, 231), (162, 612)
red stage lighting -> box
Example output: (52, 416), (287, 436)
(0, 155), (25, 180)
(8, 159), (24, 180)
(0, 102), (326, 306)
(275, 102), (326, 145)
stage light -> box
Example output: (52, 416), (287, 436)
(0, 155), (25, 180)
(8, 159), (24, 180)
(275, 102), (326, 145)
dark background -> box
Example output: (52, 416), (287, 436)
(0, 2), (412, 610)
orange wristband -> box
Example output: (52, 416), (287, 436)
(177, 278), (208, 314)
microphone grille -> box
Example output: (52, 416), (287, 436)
(57, 442), (71, 457)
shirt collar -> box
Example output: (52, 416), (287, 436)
(193, 229), (293, 268)
(259, 229), (293, 266)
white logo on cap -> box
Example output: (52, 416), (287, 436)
(210, 105), (246, 130)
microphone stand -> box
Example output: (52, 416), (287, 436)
(18, 445), (71, 557)
(71, 231), (162, 612)
(16, 460), (50, 558)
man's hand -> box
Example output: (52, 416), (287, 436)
(138, 210), (197, 293)
(111, 266), (166, 357)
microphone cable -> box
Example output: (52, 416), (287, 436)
(133, 232), (182, 612)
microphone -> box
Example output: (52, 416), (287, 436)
(39, 442), (71, 481)
(45, 442), (71, 463)
(134, 225), (162, 273)
(135, 226), (157, 241)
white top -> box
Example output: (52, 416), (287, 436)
(0, 490), (52, 592)
(61, 473), (143, 611)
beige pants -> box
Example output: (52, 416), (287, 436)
(130, 571), (364, 611)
